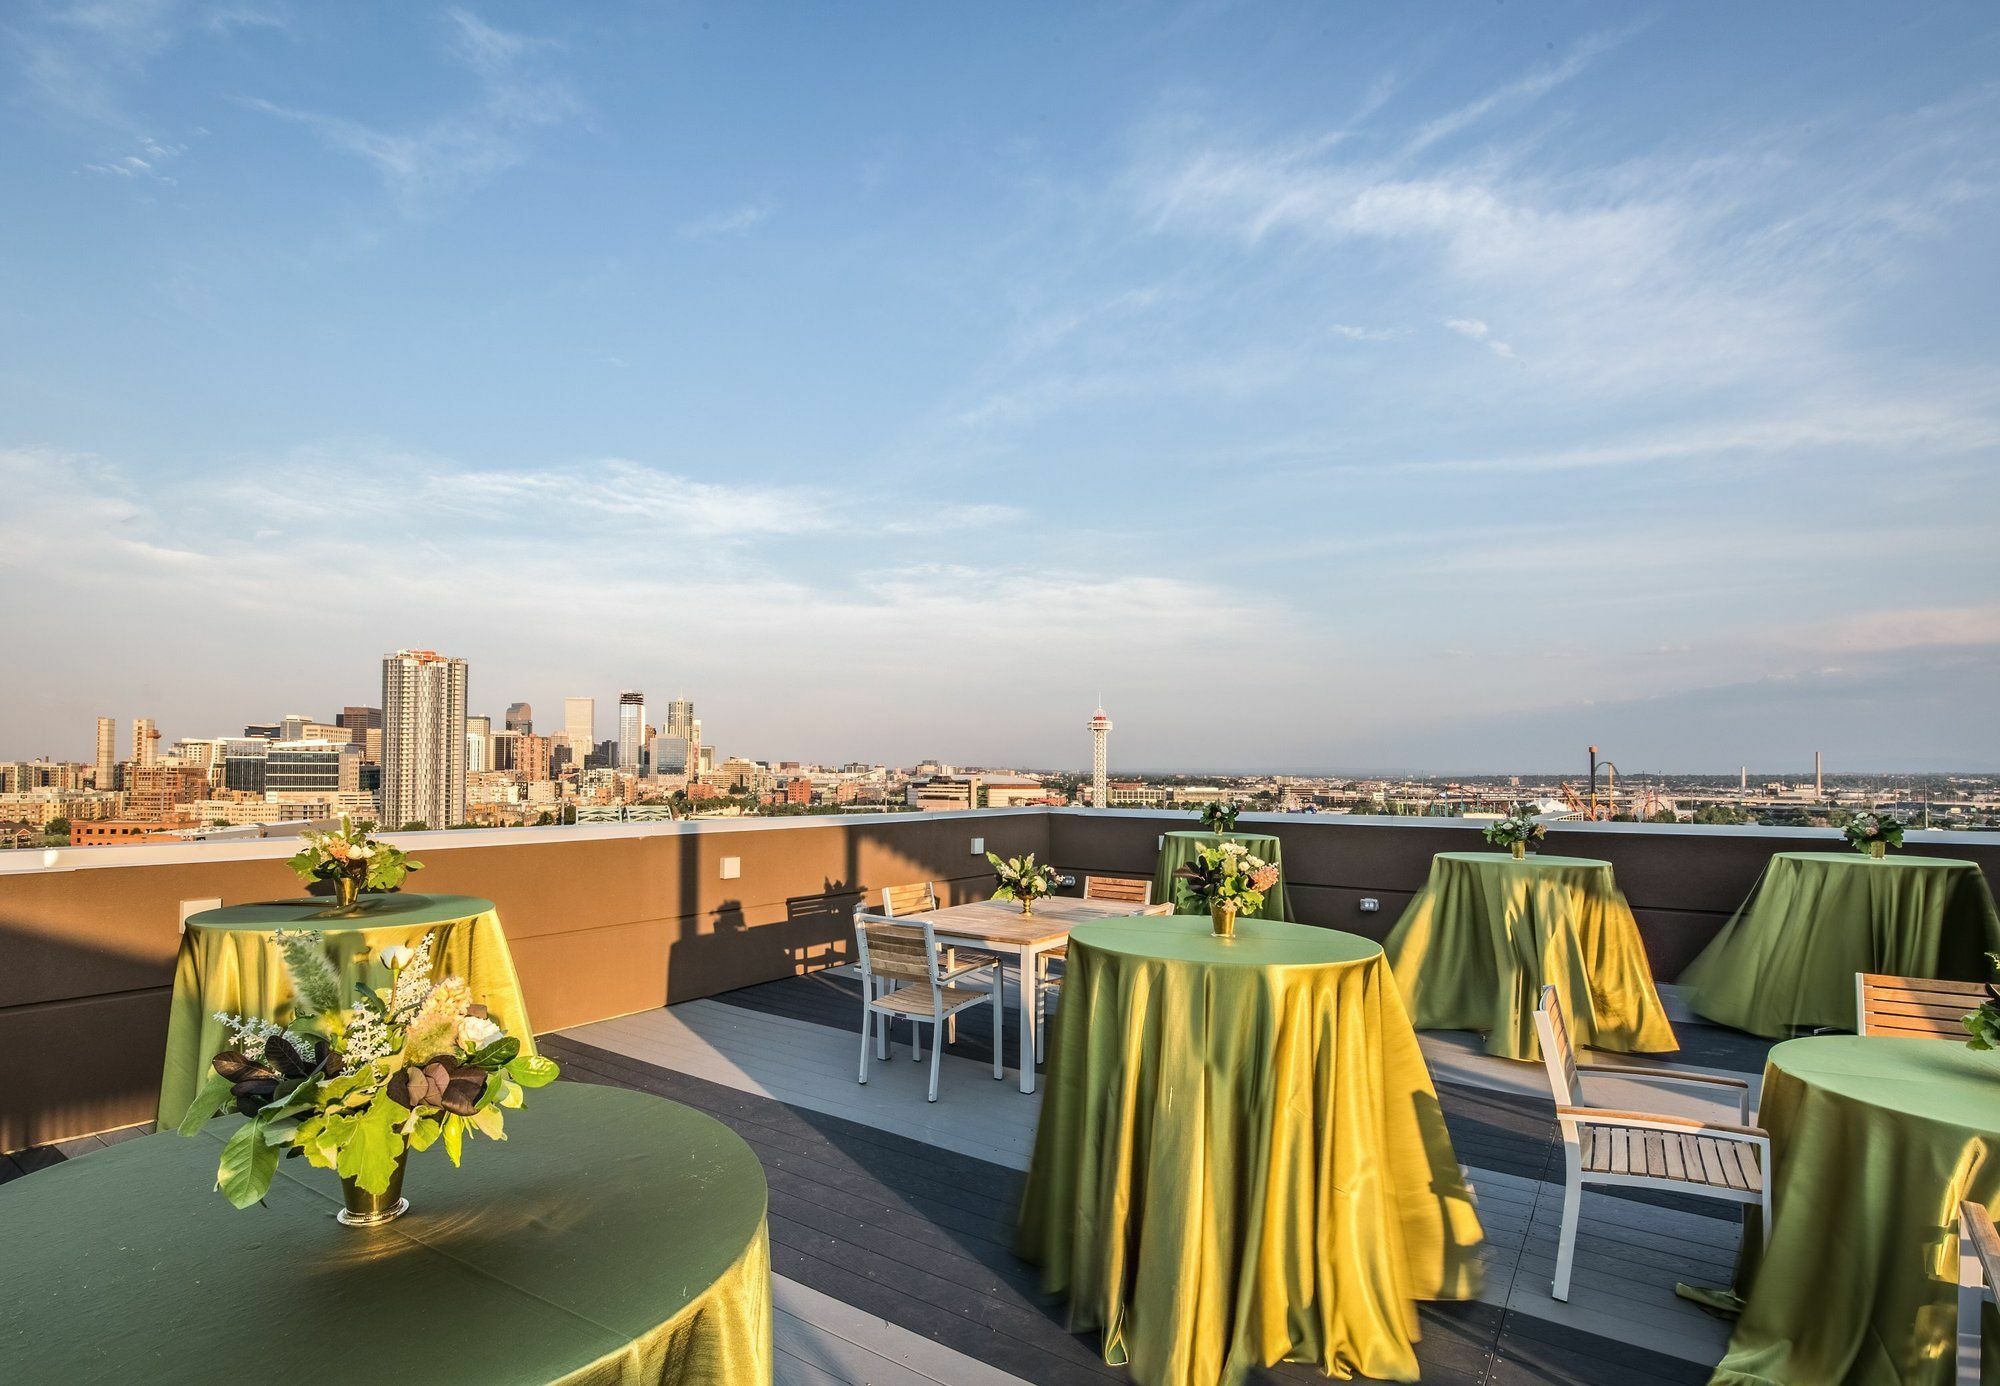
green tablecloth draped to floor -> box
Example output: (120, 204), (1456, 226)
(1680, 852), (2000, 1038)
(158, 893), (534, 1129)
(1019, 915), (1483, 1386)
(1712, 1037), (2000, 1386)
(0, 1082), (773, 1385)
(1153, 831), (1292, 920)
(1381, 852), (1678, 1062)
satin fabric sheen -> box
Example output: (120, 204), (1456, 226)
(1681, 853), (2000, 1037)
(1713, 1037), (2000, 1386)
(0, 1083), (773, 1384)
(1019, 915), (1483, 1386)
(1153, 832), (1293, 920)
(1382, 853), (1679, 1061)
(159, 893), (536, 1128)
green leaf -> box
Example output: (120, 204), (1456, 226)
(469, 1036), (520, 1069)
(469, 1106), (506, 1141)
(336, 1097), (410, 1196)
(441, 1114), (465, 1166)
(406, 1116), (442, 1153)
(260, 1117), (302, 1148)
(217, 1121), (280, 1208)
(507, 1054), (560, 1088)
(177, 1068), (238, 1135)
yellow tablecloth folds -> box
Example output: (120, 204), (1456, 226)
(1713, 1037), (2000, 1386)
(158, 893), (534, 1129)
(1018, 914), (1483, 1386)
(1382, 852), (1678, 1061)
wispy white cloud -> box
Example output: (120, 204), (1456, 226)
(1441, 316), (1514, 359)
(681, 199), (776, 239)
(83, 133), (183, 182)
(241, 7), (576, 213)
(1401, 23), (1645, 156)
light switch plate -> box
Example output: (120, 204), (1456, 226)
(719, 856), (741, 880)
(970, 837), (984, 855)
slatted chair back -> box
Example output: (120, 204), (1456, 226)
(1535, 984), (1583, 1107)
(1959, 1202), (2000, 1385)
(854, 913), (939, 988)
(1856, 973), (1989, 1039)
(1083, 875), (1152, 905)
(880, 882), (939, 918)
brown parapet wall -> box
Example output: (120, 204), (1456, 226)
(1, 808), (1995, 1151)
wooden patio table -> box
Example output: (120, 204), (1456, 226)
(915, 894), (1171, 1094)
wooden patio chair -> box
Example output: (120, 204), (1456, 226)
(854, 908), (1003, 1102)
(1082, 875), (1153, 906)
(1535, 984), (1771, 1302)
(878, 881), (996, 1042)
(1959, 1202), (2000, 1385)
(1856, 973), (1989, 1039)
(1030, 876), (1161, 1063)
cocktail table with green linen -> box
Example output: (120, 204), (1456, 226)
(158, 892), (534, 1129)
(1019, 914), (1483, 1386)
(1153, 830), (1292, 919)
(1382, 851), (1678, 1062)
(1681, 852), (2000, 1037)
(0, 1082), (771, 1385)
(1712, 1036), (2000, 1386)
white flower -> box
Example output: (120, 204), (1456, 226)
(378, 943), (415, 970)
(457, 1015), (505, 1051)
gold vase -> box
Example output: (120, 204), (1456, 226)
(1210, 902), (1237, 938)
(337, 1148), (409, 1227)
(332, 875), (361, 912)
(1510, 842), (1527, 860)
(1020, 896), (1035, 917)
(1869, 841), (1886, 860)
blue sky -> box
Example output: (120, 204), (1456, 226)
(3, 2), (1997, 772)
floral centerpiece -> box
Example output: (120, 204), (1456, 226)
(1174, 841), (1278, 937)
(1198, 801), (1241, 834)
(1483, 808), (1547, 860)
(988, 852), (1068, 916)
(179, 929), (557, 1226)
(1844, 810), (1904, 860)
(288, 816), (422, 912)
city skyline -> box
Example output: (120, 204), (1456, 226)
(3, 5), (1997, 769)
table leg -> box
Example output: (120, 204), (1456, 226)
(1017, 945), (1038, 1094)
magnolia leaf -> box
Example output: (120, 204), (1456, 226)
(469, 1106), (506, 1141)
(469, 1036), (520, 1069)
(177, 1069), (238, 1135)
(259, 1117), (302, 1148)
(218, 1121), (280, 1208)
(441, 1114), (465, 1166)
(336, 1097), (410, 1196)
(507, 1054), (560, 1088)
(407, 1116), (442, 1153)
(498, 1078), (523, 1110)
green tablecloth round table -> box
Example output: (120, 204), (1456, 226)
(1381, 852), (1678, 1062)
(158, 892), (535, 1129)
(1153, 831), (1292, 920)
(1681, 852), (2000, 1038)
(0, 1082), (772, 1385)
(1712, 1036), (2000, 1386)
(1020, 915), (1484, 1386)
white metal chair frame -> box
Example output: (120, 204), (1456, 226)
(1535, 984), (1771, 1302)
(1959, 1201), (2000, 1385)
(854, 908), (1003, 1102)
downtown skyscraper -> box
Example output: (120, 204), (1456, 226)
(617, 690), (645, 774)
(381, 649), (467, 830)
(564, 697), (595, 771)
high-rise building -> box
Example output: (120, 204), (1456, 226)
(1088, 705), (1113, 809)
(381, 649), (468, 830)
(133, 717), (159, 768)
(223, 738), (269, 794)
(466, 715), (492, 773)
(280, 713), (317, 742)
(664, 697), (695, 742)
(649, 734), (690, 777)
(490, 728), (519, 772)
(564, 698), (595, 772)
(94, 716), (115, 788)
(266, 741), (362, 797)
(339, 705), (383, 734)
(505, 702), (533, 734)
(617, 691), (645, 774)
(516, 733), (553, 783)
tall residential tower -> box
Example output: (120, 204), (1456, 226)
(381, 649), (468, 829)
(617, 691), (646, 774)
(564, 697), (595, 772)
(94, 716), (115, 787)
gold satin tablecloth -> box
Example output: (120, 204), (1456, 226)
(0, 1082), (773, 1385)
(1382, 852), (1678, 1061)
(1712, 1037), (2000, 1386)
(159, 892), (535, 1128)
(1019, 914), (1483, 1386)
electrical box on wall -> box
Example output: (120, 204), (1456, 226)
(970, 837), (985, 855)
(720, 857), (741, 880)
